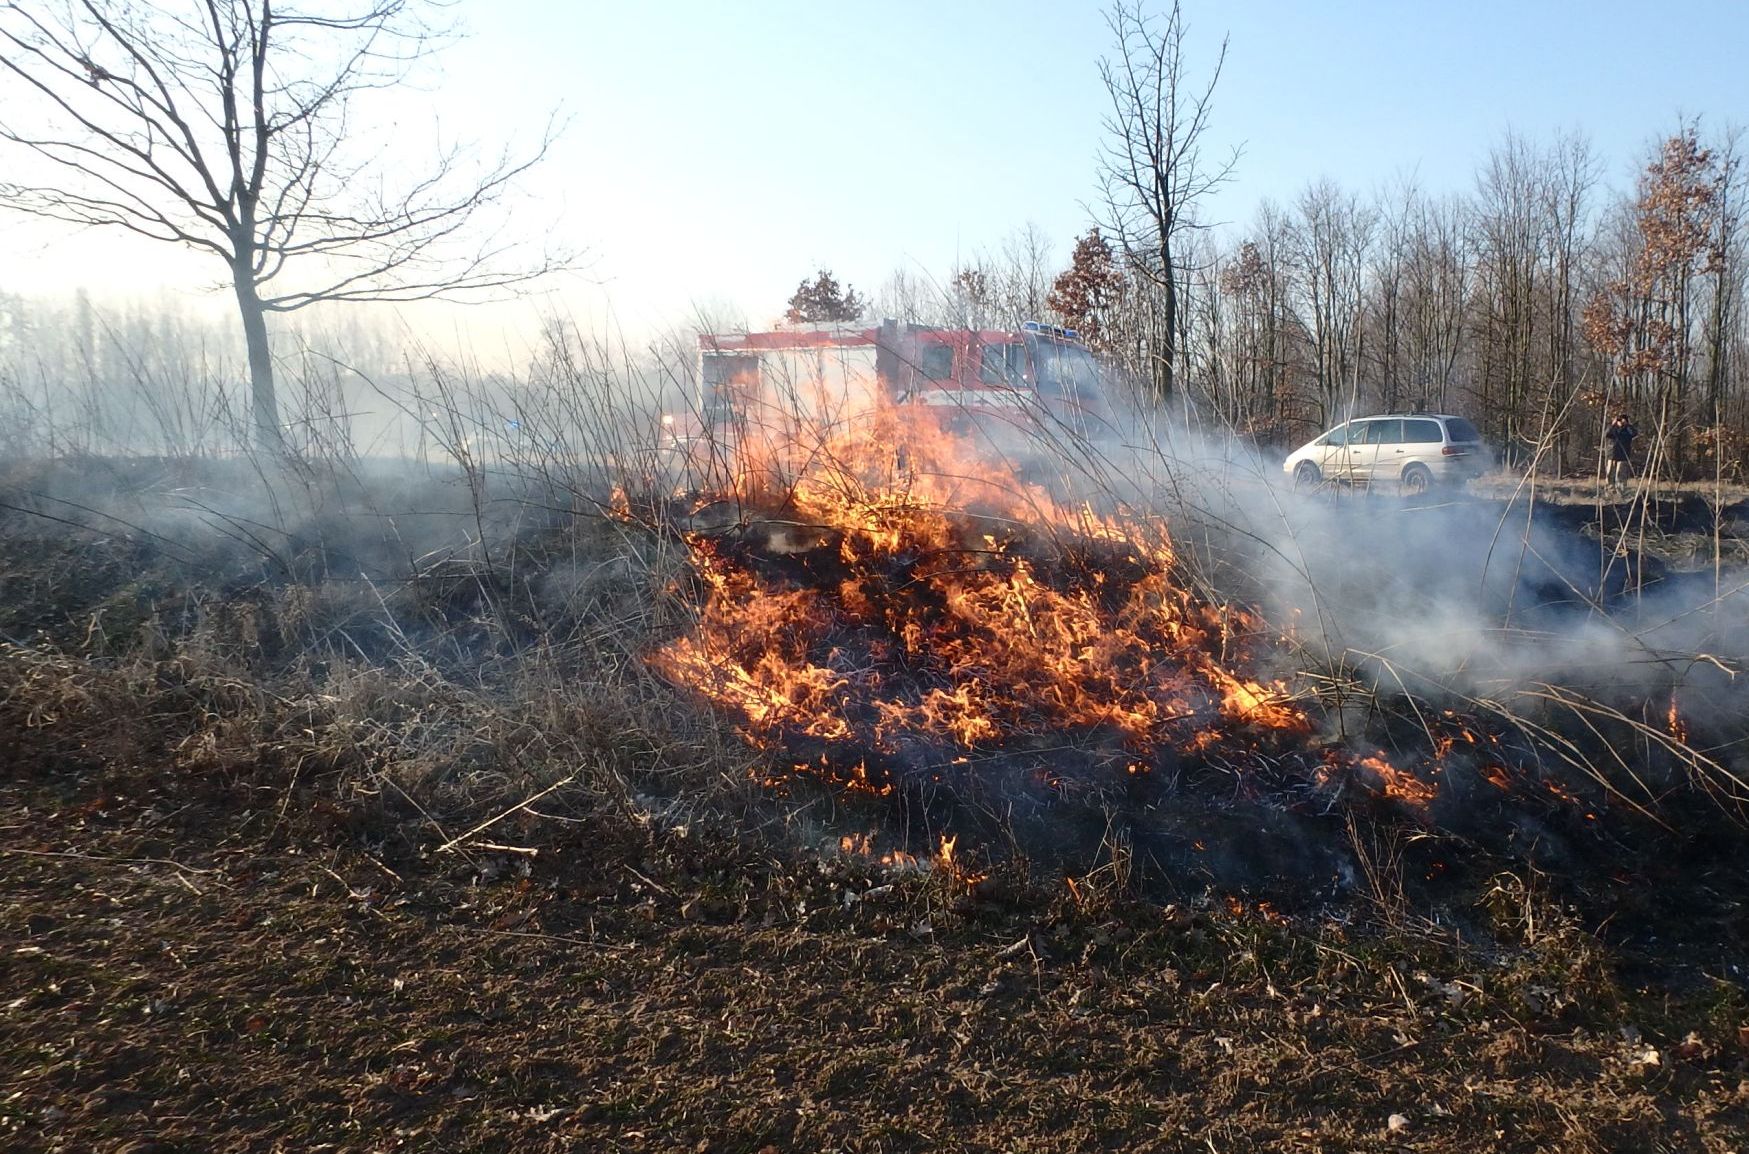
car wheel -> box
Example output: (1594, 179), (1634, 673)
(1293, 461), (1322, 491)
(1401, 463), (1433, 497)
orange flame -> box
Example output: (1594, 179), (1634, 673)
(1544, 779), (1583, 806)
(1356, 754), (1438, 807)
(648, 385), (1313, 800)
(937, 834), (957, 868)
(1316, 748), (1437, 809)
(838, 832), (918, 870)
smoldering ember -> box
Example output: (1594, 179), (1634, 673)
(3, 2), (1749, 1152)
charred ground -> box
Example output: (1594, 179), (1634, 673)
(2, 458), (1748, 1152)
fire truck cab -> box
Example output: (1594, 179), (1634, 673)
(689, 319), (1111, 447)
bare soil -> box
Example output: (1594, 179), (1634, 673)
(6, 717), (1749, 1153)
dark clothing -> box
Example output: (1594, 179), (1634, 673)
(1605, 422), (1636, 462)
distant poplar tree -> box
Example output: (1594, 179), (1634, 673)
(784, 270), (866, 324)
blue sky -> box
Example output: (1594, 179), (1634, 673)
(4, 0), (1744, 342)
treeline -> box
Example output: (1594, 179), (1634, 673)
(909, 126), (1747, 479)
(0, 291), (418, 458)
(0, 290), (240, 457)
(4, 126), (1743, 481)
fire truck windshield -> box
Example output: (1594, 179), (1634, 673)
(1026, 335), (1101, 401)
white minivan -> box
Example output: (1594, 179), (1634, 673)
(1283, 413), (1488, 495)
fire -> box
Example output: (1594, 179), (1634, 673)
(936, 834), (958, 868)
(647, 390), (1310, 796)
(1355, 753), (1438, 807)
(1209, 666), (1310, 730)
(845, 760), (891, 797)
(1313, 748), (1438, 810)
(838, 832), (918, 870)
(1544, 779), (1583, 806)
(1668, 691), (1689, 746)
(641, 381), (1570, 828)
(1220, 895), (1287, 923)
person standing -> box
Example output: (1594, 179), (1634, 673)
(1604, 413), (1637, 492)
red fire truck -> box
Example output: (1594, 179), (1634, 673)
(674, 319), (1112, 455)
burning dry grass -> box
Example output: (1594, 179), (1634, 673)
(639, 400), (1328, 804)
(651, 502), (1304, 770)
(605, 391), (1749, 971)
(631, 396), (1747, 857)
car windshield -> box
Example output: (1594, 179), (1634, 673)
(1445, 417), (1481, 442)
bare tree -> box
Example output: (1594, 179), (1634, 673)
(1290, 178), (1374, 426)
(0, 0), (565, 451)
(1094, 0), (1237, 403)
(1368, 177), (1417, 413)
(1402, 192), (1471, 414)
(1543, 136), (1598, 397)
(994, 222), (1055, 327)
(1702, 128), (1743, 450)
(871, 266), (929, 328)
(1472, 132), (1557, 458)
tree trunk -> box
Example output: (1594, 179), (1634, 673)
(232, 267), (281, 453)
(1704, 259), (1729, 451)
(1157, 235), (1178, 401)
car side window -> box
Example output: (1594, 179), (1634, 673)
(1365, 419), (1404, 444)
(1403, 419), (1442, 444)
(1317, 423), (1350, 447)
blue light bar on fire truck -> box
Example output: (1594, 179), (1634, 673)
(1021, 320), (1082, 342)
